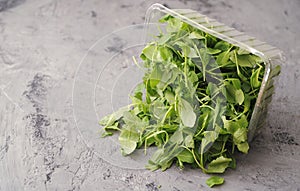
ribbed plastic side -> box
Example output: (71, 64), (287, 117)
(172, 9), (282, 61)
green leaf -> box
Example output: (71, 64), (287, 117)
(160, 159), (174, 171)
(132, 82), (145, 100)
(157, 70), (173, 90)
(237, 142), (249, 153)
(142, 44), (161, 62)
(207, 48), (222, 55)
(122, 111), (147, 131)
(241, 81), (251, 92)
(231, 50), (248, 81)
(175, 41), (198, 58)
(169, 129), (184, 144)
(195, 109), (210, 137)
(103, 122), (120, 132)
(199, 48), (211, 66)
(233, 127), (248, 144)
(119, 127), (140, 155)
(237, 114), (248, 128)
(230, 54), (255, 68)
(166, 17), (183, 32)
(222, 115), (248, 135)
(159, 14), (172, 22)
(150, 99), (168, 121)
(222, 116), (239, 133)
(99, 106), (130, 137)
(99, 106), (128, 127)
(206, 176), (225, 188)
(177, 149), (194, 163)
(243, 94), (251, 113)
(147, 136), (183, 171)
(142, 45), (174, 62)
(188, 31), (205, 39)
(207, 156), (232, 173)
(201, 131), (218, 154)
(149, 64), (163, 88)
(235, 89), (245, 105)
(228, 157), (237, 169)
(206, 82), (219, 97)
(184, 134), (195, 148)
(159, 46), (173, 61)
(250, 66), (262, 88)
(222, 82), (244, 105)
(196, 48), (212, 81)
(162, 124), (178, 133)
(118, 111), (148, 155)
(206, 34), (218, 47)
(188, 71), (198, 84)
(230, 78), (241, 90)
(158, 33), (173, 45)
(178, 97), (197, 127)
(101, 131), (113, 137)
(216, 51), (231, 66)
(214, 41), (230, 51)
(165, 90), (175, 104)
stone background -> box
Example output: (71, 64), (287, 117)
(0, 0), (299, 190)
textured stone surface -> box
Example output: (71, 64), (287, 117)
(0, 0), (299, 190)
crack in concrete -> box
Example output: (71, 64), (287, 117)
(68, 149), (95, 191)
(22, 73), (69, 189)
(25, 113), (50, 139)
(0, 135), (10, 160)
(23, 74), (51, 140)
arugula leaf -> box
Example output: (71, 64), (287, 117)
(222, 82), (244, 105)
(178, 97), (197, 127)
(200, 131), (218, 154)
(216, 51), (231, 66)
(206, 176), (225, 187)
(99, 106), (130, 137)
(188, 31), (205, 40)
(118, 111), (148, 155)
(177, 149), (194, 163)
(237, 142), (249, 154)
(214, 41), (231, 51)
(250, 66), (262, 88)
(119, 127), (140, 155)
(206, 156), (232, 173)
(230, 54), (256, 68)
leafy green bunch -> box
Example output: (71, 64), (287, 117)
(100, 15), (266, 187)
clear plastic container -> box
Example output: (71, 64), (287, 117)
(72, 3), (283, 170)
(143, 3), (283, 142)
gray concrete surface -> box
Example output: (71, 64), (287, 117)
(0, 0), (299, 190)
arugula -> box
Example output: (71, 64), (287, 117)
(206, 176), (225, 188)
(99, 15), (280, 187)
